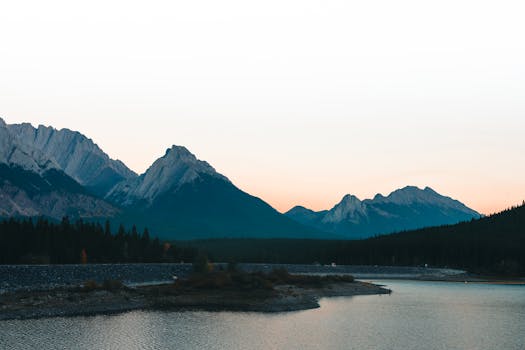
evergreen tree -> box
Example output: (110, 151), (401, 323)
(0, 218), (181, 264)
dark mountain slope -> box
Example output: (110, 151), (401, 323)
(117, 174), (327, 240)
(0, 164), (119, 219)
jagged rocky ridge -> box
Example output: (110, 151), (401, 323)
(0, 118), (59, 174)
(0, 118), (120, 219)
(6, 120), (136, 196)
(1, 117), (481, 240)
(285, 186), (480, 238)
(0, 118), (320, 238)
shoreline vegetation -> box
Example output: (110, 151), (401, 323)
(0, 265), (390, 321)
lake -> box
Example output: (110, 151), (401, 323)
(1, 280), (524, 350)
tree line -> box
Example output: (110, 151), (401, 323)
(185, 202), (525, 276)
(2, 202), (524, 276)
(0, 217), (197, 264)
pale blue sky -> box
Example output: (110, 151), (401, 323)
(1, 0), (524, 214)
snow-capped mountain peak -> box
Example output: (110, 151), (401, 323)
(0, 120), (60, 173)
(4, 119), (137, 195)
(285, 185), (480, 238)
(162, 145), (213, 170)
(322, 194), (367, 224)
(370, 186), (473, 213)
(106, 145), (228, 206)
(152, 145), (225, 181)
(371, 185), (433, 205)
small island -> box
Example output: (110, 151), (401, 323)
(0, 262), (390, 320)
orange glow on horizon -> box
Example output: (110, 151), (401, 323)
(237, 181), (524, 217)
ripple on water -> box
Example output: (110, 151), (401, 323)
(1, 281), (525, 350)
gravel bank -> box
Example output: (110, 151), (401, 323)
(0, 264), (192, 293)
(0, 280), (391, 320)
(0, 263), (464, 293)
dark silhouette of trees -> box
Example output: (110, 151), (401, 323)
(184, 203), (525, 276)
(0, 217), (194, 264)
(2, 202), (524, 276)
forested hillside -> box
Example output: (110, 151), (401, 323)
(189, 203), (525, 275)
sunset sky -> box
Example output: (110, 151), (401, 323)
(1, 0), (524, 215)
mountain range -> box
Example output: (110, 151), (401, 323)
(285, 187), (480, 238)
(0, 118), (120, 219)
(0, 117), (481, 239)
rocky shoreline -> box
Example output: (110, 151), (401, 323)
(0, 279), (390, 321)
(0, 263), (464, 293)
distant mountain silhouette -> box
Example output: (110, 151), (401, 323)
(285, 186), (480, 238)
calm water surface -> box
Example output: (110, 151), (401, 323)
(1, 280), (524, 350)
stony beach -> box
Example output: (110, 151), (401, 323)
(0, 268), (391, 320)
(0, 263), (464, 293)
(2, 263), (521, 321)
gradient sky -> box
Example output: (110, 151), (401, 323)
(1, 0), (524, 215)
